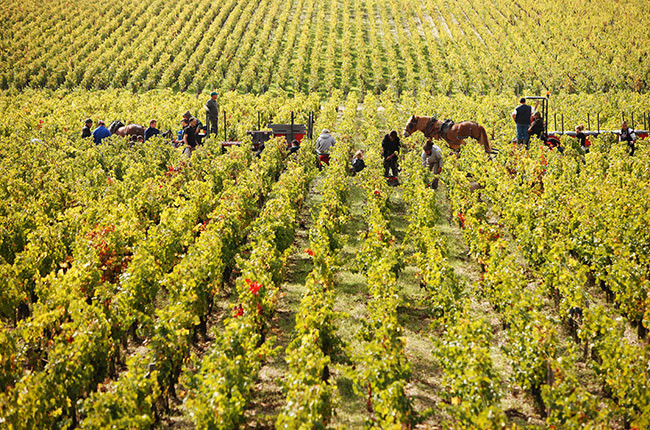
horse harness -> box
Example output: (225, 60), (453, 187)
(424, 116), (438, 138)
(428, 117), (477, 142)
(425, 117), (466, 140)
(440, 119), (456, 139)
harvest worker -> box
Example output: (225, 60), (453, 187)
(182, 118), (198, 158)
(528, 112), (544, 141)
(422, 142), (443, 189)
(382, 130), (400, 178)
(575, 124), (588, 153)
(205, 91), (219, 136)
(173, 119), (189, 147)
(351, 149), (366, 175)
(288, 139), (300, 155)
(619, 121), (637, 156)
(512, 98), (534, 148)
(316, 129), (336, 168)
(81, 119), (93, 138)
(190, 116), (204, 146)
(92, 120), (111, 145)
(144, 119), (160, 141)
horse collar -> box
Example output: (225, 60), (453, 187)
(424, 117), (438, 138)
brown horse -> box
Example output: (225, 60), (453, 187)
(403, 115), (493, 153)
(109, 120), (146, 138)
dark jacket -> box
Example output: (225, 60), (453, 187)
(206, 98), (218, 118)
(620, 127), (636, 143)
(382, 134), (400, 158)
(183, 126), (197, 148)
(144, 127), (160, 141)
(81, 125), (92, 138)
(193, 120), (204, 144)
(352, 158), (366, 173)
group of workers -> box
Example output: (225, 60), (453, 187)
(81, 92), (221, 158)
(81, 119), (112, 145)
(81, 93), (639, 184)
(513, 97), (639, 155)
(316, 128), (443, 188)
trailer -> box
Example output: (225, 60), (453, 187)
(521, 94), (649, 144)
(547, 130), (649, 139)
(239, 111), (314, 150)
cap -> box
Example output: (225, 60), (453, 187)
(98, 120), (105, 125)
(210, 91), (218, 96)
(183, 111), (192, 119)
(84, 118), (92, 124)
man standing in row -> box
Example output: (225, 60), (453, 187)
(182, 117), (198, 158)
(205, 91), (219, 136)
(382, 130), (400, 179)
(512, 97), (533, 148)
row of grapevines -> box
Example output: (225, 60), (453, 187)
(444, 140), (650, 427)
(275, 139), (352, 428)
(180, 140), (317, 429)
(401, 142), (506, 427)
(0, 137), (239, 325)
(349, 143), (416, 428)
(77, 140), (287, 428)
(400, 146), (504, 426)
(399, 147), (462, 319)
(0, 141), (255, 428)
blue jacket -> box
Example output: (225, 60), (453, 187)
(144, 127), (160, 141)
(93, 126), (111, 145)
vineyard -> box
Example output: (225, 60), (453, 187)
(1, 0), (650, 428)
(1, 0), (649, 95)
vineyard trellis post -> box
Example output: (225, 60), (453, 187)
(587, 113), (590, 131)
(597, 113), (600, 133)
(307, 112), (314, 139)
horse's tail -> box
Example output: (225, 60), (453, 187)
(477, 124), (492, 154)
